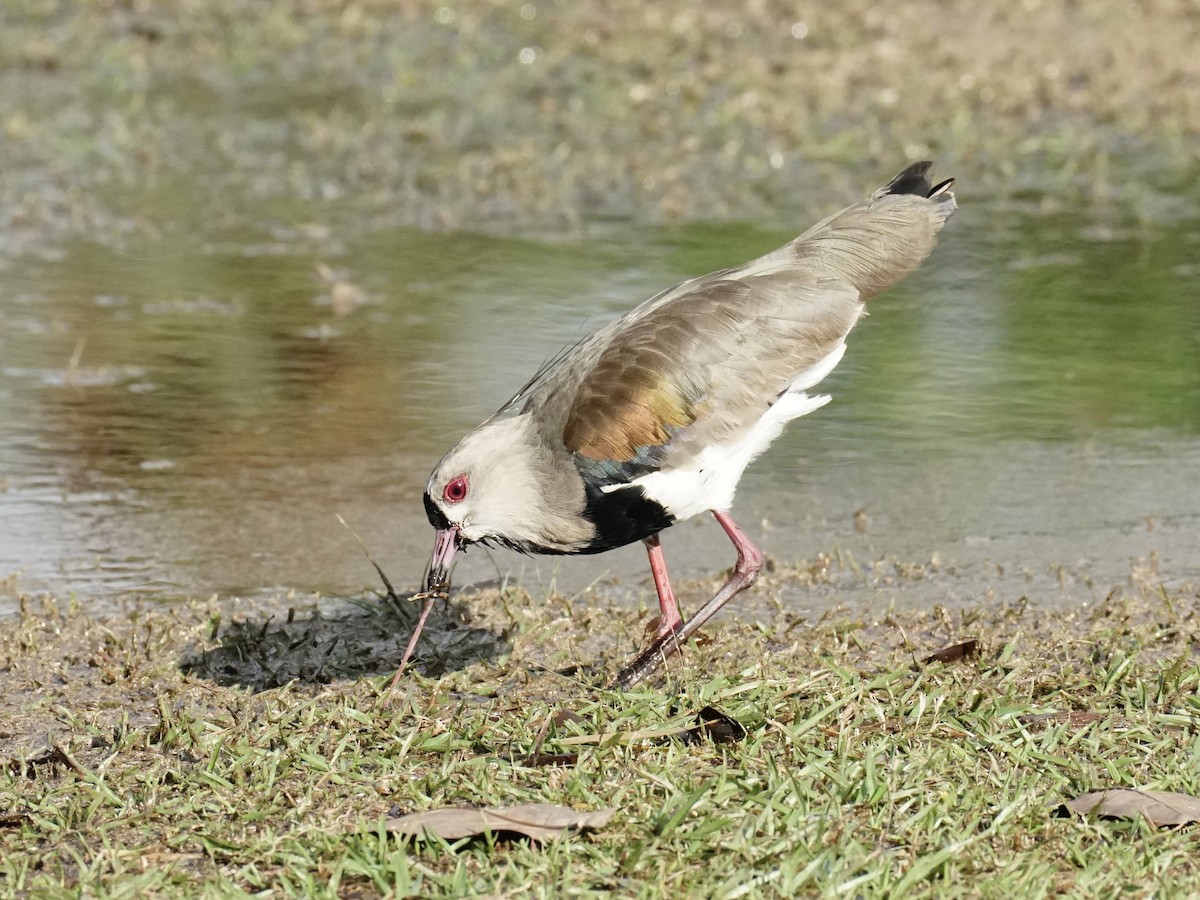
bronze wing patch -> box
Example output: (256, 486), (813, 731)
(563, 280), (749, 463)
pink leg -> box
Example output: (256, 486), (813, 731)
(613, 510), (764, 690)
(711, 510), (766, 581)
(645, 534), (684, 637)
(387, 593), (437, 695)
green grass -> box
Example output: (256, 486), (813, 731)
(2, 581), (1199, 897)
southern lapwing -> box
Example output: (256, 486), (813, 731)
(406, 161), (956, 689)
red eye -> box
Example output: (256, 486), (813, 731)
(443, 475), (469, 504)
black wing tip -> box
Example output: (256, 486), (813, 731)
(886, 161), (955, 198)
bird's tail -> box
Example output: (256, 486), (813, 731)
(787, 160), (957, 302)
(883, 160), (955, 201)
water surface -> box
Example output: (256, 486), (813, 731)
(2, 180), (1199, 616)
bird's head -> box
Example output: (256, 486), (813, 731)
(421, 416), (593, 591)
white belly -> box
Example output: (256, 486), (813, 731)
(614, 342), (846, 521)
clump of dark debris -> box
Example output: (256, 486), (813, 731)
(181, 596), (509, 691)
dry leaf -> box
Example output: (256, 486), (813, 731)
(521, 751), (580, 767)
(1019, 711), (1104, 729)
(923, 639), (979, 666)
(674, 706), (746, 745)
(551, 709), (585, 728)
(384, 804), (614, 842)
(9, 745), (82, 779)
(519, 708), (586, 766)
(0, 812), (30, 829)
(1058, 789), (1200, 826)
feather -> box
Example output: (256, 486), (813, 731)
(545, 163), (956, 488)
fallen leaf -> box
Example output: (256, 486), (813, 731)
(1057, 789), (1200, 826)
(551, 709), (585, 728)
(383, 804), (614, 842)
(923, 639), (979, 666)
(1019, 711), (1104, 729)
(518, 708), (586, 767)
(520, 751), (580, 767)
(674, 706), (746, 745)
(0, 812), (30, 829)
(8, 745), (82, 779)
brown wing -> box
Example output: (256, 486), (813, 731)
(562, 280), (745, 461)
(561, 275), (861, 465)
(542, 163), (956, 470)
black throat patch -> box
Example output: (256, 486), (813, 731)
(577, 481), (675, 554)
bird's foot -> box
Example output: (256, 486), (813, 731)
(612, 613), (686, 690)
(611, 631), (680, 691)
(645, 612), (685, 640)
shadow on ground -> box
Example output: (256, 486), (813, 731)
(180, 593), (509, 691)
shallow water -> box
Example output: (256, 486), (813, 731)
(2, 178), (1199, 617)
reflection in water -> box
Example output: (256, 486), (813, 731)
(2, 195), (1199, 613)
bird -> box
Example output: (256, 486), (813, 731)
(403, 161), (956, 690)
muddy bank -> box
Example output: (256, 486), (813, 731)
(4, 565), (1195, 759)
(2, 0), (1198, 247)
